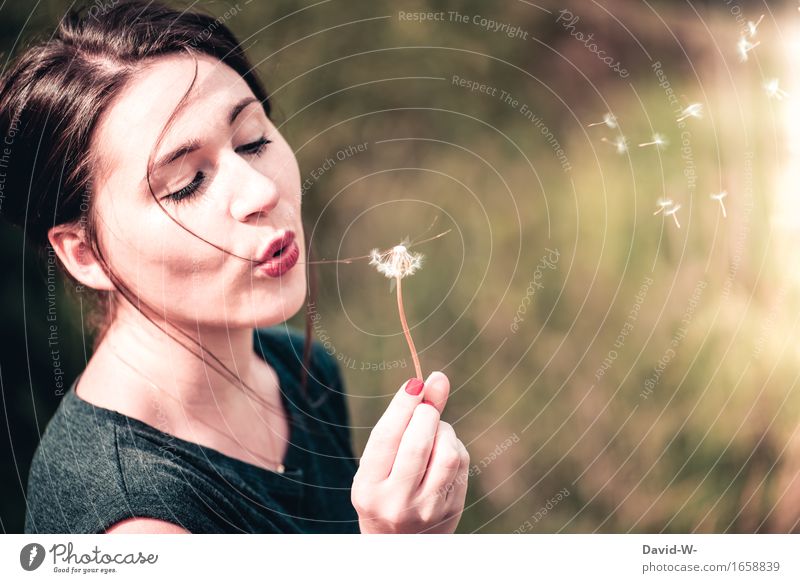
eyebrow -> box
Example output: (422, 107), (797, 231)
(150, 96), (260, 173)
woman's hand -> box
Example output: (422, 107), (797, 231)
(351, 371), (470, 534)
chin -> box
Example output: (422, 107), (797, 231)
(250, 272), (308, 328)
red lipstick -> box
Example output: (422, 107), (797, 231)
(254, 231), (299, 278)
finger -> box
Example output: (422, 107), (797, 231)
(419, 438), (469, 534)
(357, 377), (426, 481)
(420, 371), (450, 415)
(418, 421), (462, 498)
(445, 440), (470, 511)
(388, 403), (441, 489)
(438, 451), (469, 533)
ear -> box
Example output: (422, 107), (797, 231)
(47, 224), (114, 291)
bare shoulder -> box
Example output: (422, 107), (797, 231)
(105, 517), (191, 534)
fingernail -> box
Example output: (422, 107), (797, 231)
(425, 370), (443, 383)
(405, 378), (424, 396)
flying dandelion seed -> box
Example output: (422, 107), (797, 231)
(676, 103), (703, 122)
(653, 198), (674, 215)
(601, 135), (628, 154)
(588, 112), (618, 129)
(664, 204), (682, 228)
(765, 78), (789, 100)
(638, 133), (667, 149)
(737, 35), (760, 61)
(369, 242), (424, 379)
(710, 191), (728, 218)
(747, 14), (764, 37)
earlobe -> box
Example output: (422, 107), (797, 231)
(47, 225), (115, 291)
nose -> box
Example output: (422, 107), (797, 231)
(228, 158), (280, 223)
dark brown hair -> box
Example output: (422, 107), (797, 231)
(0, 0), (321, 427)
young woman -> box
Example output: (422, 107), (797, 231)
(2, 0), (469, 534)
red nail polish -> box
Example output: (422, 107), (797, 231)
(405, 378), (424, 396)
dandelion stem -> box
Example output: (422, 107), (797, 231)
(395, 275), (422, 380)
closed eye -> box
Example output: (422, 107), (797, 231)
(161, 137), (272, 204)
(162, 171), (206, 203)
(236, 136), (272, 156)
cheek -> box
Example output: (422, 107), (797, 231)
(266, 140), (302, 194)
(102, 203), (223, 294)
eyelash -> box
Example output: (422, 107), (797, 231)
(162, 137), (273, 203)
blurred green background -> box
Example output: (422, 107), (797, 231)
(3, 0), (800, 533)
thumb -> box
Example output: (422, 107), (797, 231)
(420, 371), (450, 415)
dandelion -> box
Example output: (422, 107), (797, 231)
(601, 135), (628, 154)
(765, 78), (789, 100)
(710, 191), (728, 218)
(737, 35), (759, 61)
(676, 103), (703, 122)
(653, 198), (674, 215)
(638, 133), (668, 149)
(369, 243), (423, 279)
(746, 15), (764, 38)
(369, 241), (424, 379)
(664, 204), (682, 228)
(587, 112), (618, 129)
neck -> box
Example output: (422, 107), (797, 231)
(76, 303), (290, 470)
(91, 302), (271, 413)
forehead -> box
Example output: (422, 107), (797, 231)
(92, 54), (254, 183)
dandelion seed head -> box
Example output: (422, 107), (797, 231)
(369, 243), (424, 279)
(710, 191), (727, 201)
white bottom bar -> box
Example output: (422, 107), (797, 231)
(2, 534), (798, 582)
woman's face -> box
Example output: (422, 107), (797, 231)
(89, 53), (306, 329)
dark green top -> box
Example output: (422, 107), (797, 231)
(23, 325), (361, 534)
